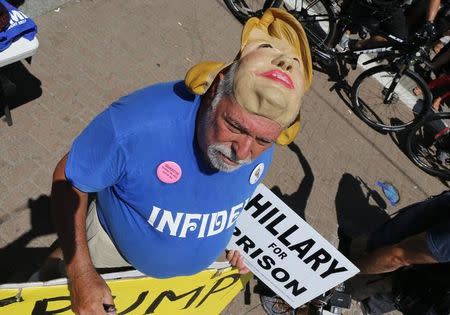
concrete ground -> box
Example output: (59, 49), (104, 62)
(0, 0), (446, 314)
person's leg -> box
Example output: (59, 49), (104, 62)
(431, 44), (450, 71)
(405, 0), (427, 31)
(352, 35), (388, 50)
(367, 191), (450, 252)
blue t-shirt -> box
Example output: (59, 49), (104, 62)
(66, 81), (273, 278)
(0, 0), (37, 52)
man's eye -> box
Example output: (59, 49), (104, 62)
(259, 43), (273, 49)
(256, 138), (271, 146)
(227, 122), (241, 133)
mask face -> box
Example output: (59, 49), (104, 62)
(233, 28), (305, 128)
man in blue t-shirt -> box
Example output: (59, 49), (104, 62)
(46, 9), (313, 315)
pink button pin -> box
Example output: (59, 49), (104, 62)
(157, 161), (182, 184)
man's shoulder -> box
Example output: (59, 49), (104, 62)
(114, 80), (196, 113)
(106, 80), (198, 137)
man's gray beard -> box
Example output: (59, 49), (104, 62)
(200, 63), (252, 172)
(207, 143), (252, 172)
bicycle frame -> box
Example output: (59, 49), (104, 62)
(311, 8), (433, 102)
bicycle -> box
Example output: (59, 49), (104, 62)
(406, 110), (450, 180)
(224, 0), (435, 132)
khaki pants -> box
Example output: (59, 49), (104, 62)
(86, 201), (130, 268)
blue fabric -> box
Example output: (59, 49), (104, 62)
(427, 215), (450, 262)
(367, 191), (450, 262)
(0, 0), (37, 52)
(66, 81), (274, 278)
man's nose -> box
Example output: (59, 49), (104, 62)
(232, 137), (252, 161)
(272, 55), (294, 72)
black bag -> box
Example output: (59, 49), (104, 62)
(392, 263), (450, 315)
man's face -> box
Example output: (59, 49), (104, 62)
(234, 29), (305, 126)
(198, 91), (282, 173)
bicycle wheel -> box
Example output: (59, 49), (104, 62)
(406, 112), (450, 180)
(224, 0), (336, 47)
(352, 64), (432, 132)
(284, 0), (336, 47)
(224, 0), (283, 23)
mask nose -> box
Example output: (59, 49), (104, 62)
(273, 55), (294, 72)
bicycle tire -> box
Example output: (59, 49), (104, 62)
(351, 64), (432, 132)
(285, 0), (337, 47)
(224, 0), (283, 23)
(224, 0), (336, 47)
(406, 112), (450, 180)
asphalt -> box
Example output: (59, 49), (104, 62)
(0, 0), (447, 314)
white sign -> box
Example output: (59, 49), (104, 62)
(227, 184), (359, 309)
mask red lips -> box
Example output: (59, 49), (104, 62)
(259, 70), (294, 89)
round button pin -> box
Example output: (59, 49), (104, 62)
(249, 163), (264, 185)
(157, 161), (182, 184)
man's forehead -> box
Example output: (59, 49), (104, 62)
(221, 100), (282, 138)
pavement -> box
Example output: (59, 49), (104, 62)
(0, 0), (447, 314)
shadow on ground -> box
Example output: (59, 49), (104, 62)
(270, 142), (314, 220)
(0, 61), (42, 125)
(254, 142), (314, 298)
(0, 195), (54, 283)
(335, 173), (391, 255)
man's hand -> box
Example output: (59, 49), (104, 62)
(226, 250), (250, 274)
(69, 268), (116, 315)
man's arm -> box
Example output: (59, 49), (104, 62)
(355, 232), (438, 274)
(52, 154), (115, 315)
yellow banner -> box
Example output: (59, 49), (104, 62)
(0, 267), (250, 315)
